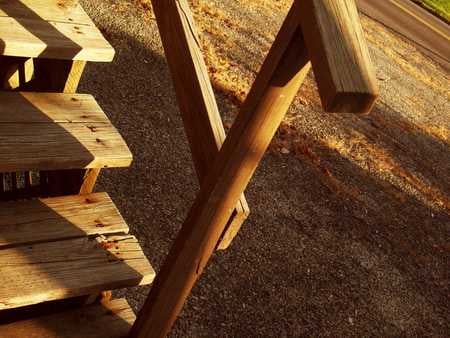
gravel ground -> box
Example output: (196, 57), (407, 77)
(79, 1), (449, 337)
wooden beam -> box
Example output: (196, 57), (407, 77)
(130, 3), (310, 337)
(299, 0), (379, 114)
(216, 197), (250, 250)
(150, 0), (249, 250)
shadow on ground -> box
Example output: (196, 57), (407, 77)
(78, 7), (449, 337)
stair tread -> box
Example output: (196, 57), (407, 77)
(0, 298), (135, 338)
(0, 92), (132, 172)
(0, 192), (129, 248)
(0, 194), (155, 310)
(0, 235), (155, 310)
(0, 0), (115, 62)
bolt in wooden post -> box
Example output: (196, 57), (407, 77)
(130, 3), (311, 337)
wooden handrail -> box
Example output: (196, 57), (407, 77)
(131, 0), (378, 336)
(299, 0), (379, 114)
(130, 3), (310, 337)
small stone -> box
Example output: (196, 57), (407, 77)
(377, 72), (390, 81)
(281, 147), (290, 154)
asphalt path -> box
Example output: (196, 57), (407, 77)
(358, 0), (450, 71)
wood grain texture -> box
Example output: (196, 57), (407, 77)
(0, 0), (114, 61)
(0, 298), (135, 338)
(32, 58), (100, 195)
(0, 192), (129, 248)
(299, 0), (378, 114)
(0, 92), (109, 123)
(0, 235), (155, 310)
(216, 202), (250, 250)
(151, 0), (250, 250)
(0, 0), (95, 25)
(0, 91), (132, 172)
(78, 168), (101, 194)
(130, 3), (311, 337)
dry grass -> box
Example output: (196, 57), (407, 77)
(134, 0), (449, 215)
(362, 17), (450, 101)
(191, 0), (252, 106)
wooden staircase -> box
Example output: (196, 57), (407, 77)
(0, 0), (379, 337)
(0, 1), (154, 336)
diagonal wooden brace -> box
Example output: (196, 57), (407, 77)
(130, 3), (311, 337)
(150, 0), (249, 251)
(131, 0), (379, 336)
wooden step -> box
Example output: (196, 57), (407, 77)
(0, 298), (135, 338)
(0, 193), (155, 310)
(0, 0), (115, 62)
(0, 91), (132, 172)
(0, 192), (130, 248)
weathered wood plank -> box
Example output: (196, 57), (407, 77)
(0, 92), (109, 123)
(0, 298), (135, 338)
(130, 2), (311, 337)
(0, 1), (114, 62)
(299, 0), (378, 114)
(32, 58), (98, 195)
(0, 0), (95, 25)
(0, 192), (129, 248)
(151, 0), (250, 250)
(0, 235), (155, 310)
(0, 92), (132, 172)
(0, 122), (132, 171)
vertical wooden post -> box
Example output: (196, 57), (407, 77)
(130, 3), (310, 337)
(150, 0), (250, 250)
